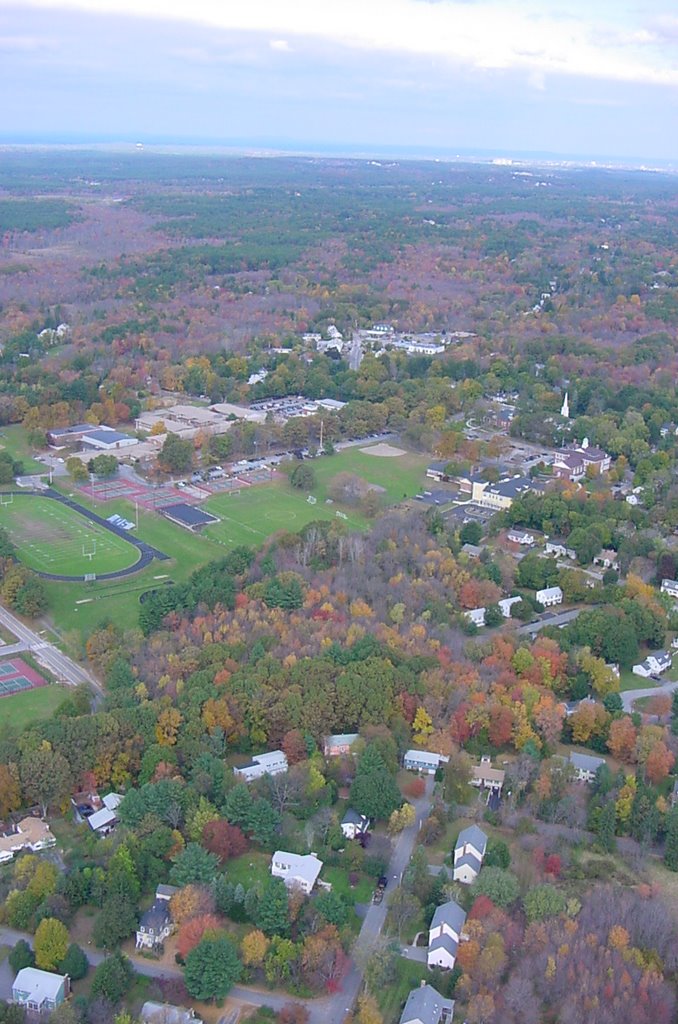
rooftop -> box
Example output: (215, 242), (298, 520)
(430, 898), (467, 936)
(400, 984), (454, 1024)
(456, 824), (487, 854)
(13, 968), (65, 1002)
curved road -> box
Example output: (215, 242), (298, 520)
(622, 677), (678, 712)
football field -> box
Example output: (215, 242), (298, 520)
(0, 494), (140, 575)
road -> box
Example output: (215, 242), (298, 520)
(0, 778), (435, 1024)
(621, 677), (678, 712)
(516, 608), (581, 636)
(0, 603), (103, 697)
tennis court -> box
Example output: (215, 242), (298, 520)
(0, 657), (48, 699)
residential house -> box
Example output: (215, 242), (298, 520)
(233, 749), (288, 783)
(460, 543), (483, 559)
(403, 749), (449, 775)
(340, 809), (370, 840)
(593, 549), (619, 571)
(544, 539), (576, 560)
(87, 792), (123, 836)
(399, 982), (454, 1024)
(427, 899), (467, 970)
(141, 1004), (202, 1024)
(569, 752), (606, 783)
(271, 851), (323, 894)
(661, 579), (678, 599)
(471, 475), (534, 511)
(0, 817), (56, 865)
(136, 886), (177, 950)
(71, 791), (104, 824)
(453, 825), (487, 884)
(464, 607), (486, 628)
(470, 755), (505, 794)
(323, 733), (359, 757)
(507, 530), (535, 546)
(498, 596), (522, 618)
(12, 969), (68, 1012)
(536, 586), (563, 607)
(632, 651), (672, 678)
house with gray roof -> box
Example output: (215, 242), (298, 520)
(427, 899), (467, 970)
(453, 825), (487, 884)
(569, 751), (606, 783)
(399, 982), (454, 1024)
(136, 897), (173, 950)
(404, 749), (449, 775)
(233, 749), (288, 783)
(341, 809), (370, 840)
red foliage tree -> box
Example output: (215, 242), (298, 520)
(282, 729), (308, 765)
(176, 913), (220, 959)
(202, 820), (248, 863)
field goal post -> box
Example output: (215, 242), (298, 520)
(0, 493), (13, 507)
(82, 539), (97, 561)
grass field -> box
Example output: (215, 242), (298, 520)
(0, 424), (45, 474)
(0, 494), (141, 576)
(0, 683), (68, 729)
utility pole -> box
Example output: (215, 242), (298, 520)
(320, 418), (324, 452)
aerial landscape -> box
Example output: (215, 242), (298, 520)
(1, 2), (678, 1024)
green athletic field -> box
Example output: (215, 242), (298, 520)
(1, 684), (67, 730)
(0, 494), (140, 575)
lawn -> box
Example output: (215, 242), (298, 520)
(0, 494), (140, 575)
(0, 424), (46, 474)
(376, 957), (429, 1024)
(295, 445), (430, 505)
(322, 865), (374, 903)
(0, 683), (69, 729)
(223, 851), (272, 889)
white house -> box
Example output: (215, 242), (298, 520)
(507, 530), (535, 546)
(498, 596), (522, 618)
(536, 586), (563, 608)
(403, 749), (449, 775)
(87, 792), (123, 836)
(271, 851), (323, 894)
(233, 750), (288, 783)
(569, 752), (606, 783)
(544, 540), (576, 560)
(399, 983), (454, 1024)
(470, 755), (505, 794)
(0, 818), (56, 865)
(464, 607), (486, 628)
(453, 825), (487, 884)
(427, 899), (467, 970)
(632, 651), (672, 678)
(12, 969), (68, 1013)
(340, 809), (370, 840)
(593, 549), (619, 571)
(661, 579), (678, 599)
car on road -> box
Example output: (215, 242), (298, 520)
(372, 875), (388, 904)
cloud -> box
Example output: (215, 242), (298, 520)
(269, 39), (290, 52)
(0, 34), (57, 51)
(5, 0), (678, 86)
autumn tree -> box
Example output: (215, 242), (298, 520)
(241, 929), (270, 969)
(202, 820), (248, 863)
(0, 764), (21, 817)
(34, 918), (69, 971)
(177, 914), (220, 960)
(169, 885), (215, 925)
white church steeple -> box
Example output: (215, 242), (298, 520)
(560, 392), (569, 419)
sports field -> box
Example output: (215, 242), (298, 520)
(0, 683), (67, 730)
(0, 494), (140, 575)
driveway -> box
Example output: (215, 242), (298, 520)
(621, 678), (678, 712)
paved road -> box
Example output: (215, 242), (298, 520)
(516, 608), (581, 636)
(621, 678), (678, 712)
(0, 603), (103, 697)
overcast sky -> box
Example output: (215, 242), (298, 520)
(1, 0), (677, 160)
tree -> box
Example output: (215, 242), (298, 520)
(59, 944), (89, 981)
(0, 764), (21, 817)
(66, 457), (89, 482)
(645, 741), (675, 784)
(246, 798), (280, 846)
(460, 521), (483, 546)
(184, 936), (242, 1002)
(91, 954), (134, 1004)
(607, 716), (637, 763)
(88, 454), (118, 478)
(290, 464), (315, 490)
(223, 782), (254, 827)
(169, 885), (215, 924)
(202, 820), (248, 863)
(256, 877), (290, 938)
(20, 744), (72, 815)
(596, 800), (616, 853)
(34, 918), (69, 971)
(159, 432), (193, 474)
(387, 888), (419, 940)
(485, 838), (511, 869)
(523, 884), (566, 922)
(484, 604), (504, 628)
(350, 744), (402, 821)
(169, 843), (220, 887)
(356, 994), (384, 1024)
(471, 868), (520, 909)
(241, 929), (270, 969)
(388, 804), (416, 835)
(177, 914), (220, 959)
(664, 807), (678, 871)
(314, 890), (349, 928)
(671, 690), (678, 736)
(8, 941), (35, 972)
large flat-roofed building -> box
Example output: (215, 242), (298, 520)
(82, 428), (136, 450)
(233, 749), (288, 783)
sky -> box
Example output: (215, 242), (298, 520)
(1, 0), (678, 161)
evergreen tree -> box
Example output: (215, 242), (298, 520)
(596, 799), (617, 853)
(255, 877), (290, 937)
(671, 690), (678, 736)
(350, 744), (402, 820)
(184, 937), (242, 1001)
(664, 807), (678, 871)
